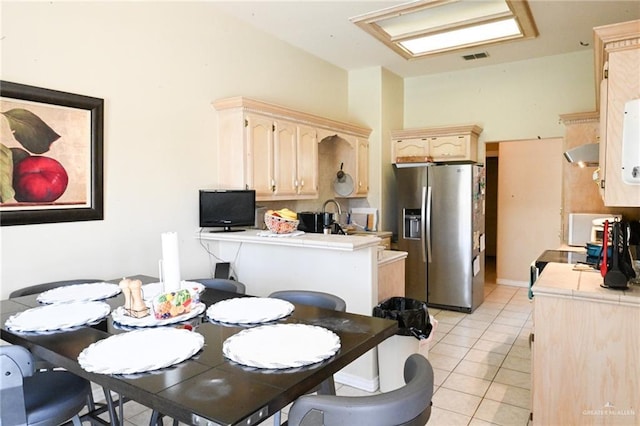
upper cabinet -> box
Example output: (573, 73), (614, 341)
(594, 19), (640, 207)
(213, 97), (371, 201)
(391, 125), (483, 164)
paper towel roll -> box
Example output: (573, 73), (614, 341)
(161, 232), (181, 292)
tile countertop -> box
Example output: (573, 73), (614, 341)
(532, 262), (640, 306)
(197, 229), (381, 251)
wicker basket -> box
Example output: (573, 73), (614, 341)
(264, 213), (299, 234)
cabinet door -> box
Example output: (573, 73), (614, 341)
(355, 138), (369, 196)
(273, 120), (298, 197)
(602, 47), (640, 206)
(246, 114), (274, 196)
(393, 138), (429, 162)
(429, 135), (470, 161)
(296, 125), (318, 196)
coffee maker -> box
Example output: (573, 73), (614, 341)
(601, 219), (637, 289)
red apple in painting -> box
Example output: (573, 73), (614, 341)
(13, 156), (69, 202)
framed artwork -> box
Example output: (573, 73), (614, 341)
(0, 81), (104, 226)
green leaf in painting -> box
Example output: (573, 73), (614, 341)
(0, 143), (16, 202)
(1, 108), (61, 154)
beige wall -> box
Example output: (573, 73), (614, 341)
(0, 1), (350, 297)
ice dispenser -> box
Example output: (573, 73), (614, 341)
(403, 209), (421, 239)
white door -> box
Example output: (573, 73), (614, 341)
(497, 138), (563, 285)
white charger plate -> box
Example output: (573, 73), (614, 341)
(141, 281), (205, 301)
(223, 323), (340, 369)
(37, 283), (121, 304)
(111, 302), (206, 327)
(4, 301), (112, 332)
(206, 297), (294, 324)
(78, 327), (204, 374)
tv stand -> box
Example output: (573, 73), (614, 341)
(208, 227), (247, 233)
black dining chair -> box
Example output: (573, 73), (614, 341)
(9, 278), (126, 425)
(268, 290), (347, 425)
(190, 278), (246, 294)
(0, 345), (92, 426)
(284, 353), (434, 426)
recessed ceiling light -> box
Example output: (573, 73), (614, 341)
(350, 0), (538, 60)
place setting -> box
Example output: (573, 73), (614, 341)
(36, 282), (121, 304)
(4, 301), (112, 333)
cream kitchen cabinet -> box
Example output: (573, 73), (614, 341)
(355, 137), (369, 196)
(531, 263), (639, 425)
(594, 20), (640, 207)
(214, 97), (370, 201)
(391, 125), (482, 164)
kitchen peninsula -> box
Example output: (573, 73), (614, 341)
(197, 229), (408, 391)
(531, 262), (639, 425)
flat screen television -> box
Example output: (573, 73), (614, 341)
(199, 189), (256, 232)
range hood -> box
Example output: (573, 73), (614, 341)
(563, 143), (599, 167)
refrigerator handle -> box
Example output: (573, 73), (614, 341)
(421, 186), (432, 263)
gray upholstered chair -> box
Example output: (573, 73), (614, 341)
(285, 353), (434, 426)
(191, 278), (246, 294)
(0, 345), (91, 426)
(268, 290), (347, 425)
(268, 290), (346, 313)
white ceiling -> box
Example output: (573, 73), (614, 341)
(214, 0), (640, 78)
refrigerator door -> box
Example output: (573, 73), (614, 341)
(427, 164), (475, 309)
(395, 166), (428, 302)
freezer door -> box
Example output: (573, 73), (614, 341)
(395, 166), (428, 302)
(427, 164), (474, 309)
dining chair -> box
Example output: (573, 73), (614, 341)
(0, 345), (91, 426)
(191, 278), (246, 294)
(268, 290), (347, 425)
(284, 353), (434, 426)
(9, 278), (124, 426)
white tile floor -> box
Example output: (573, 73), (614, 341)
(87, 261), (533, 426)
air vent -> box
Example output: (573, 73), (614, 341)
(462, 52), (489, 61)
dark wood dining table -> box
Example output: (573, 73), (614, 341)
(0, 276), (398, 426)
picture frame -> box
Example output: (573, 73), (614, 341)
(0, 81), (104, 226)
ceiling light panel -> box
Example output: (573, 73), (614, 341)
(350, 0), (538, 60)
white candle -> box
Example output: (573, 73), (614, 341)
(161, 232), (181, 292)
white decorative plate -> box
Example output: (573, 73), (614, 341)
(206, 297), (294, 324)
(141, 281), (205, 301)
(78, 328), (204, 374)
(223, 323), (340, 369)
(37, 283), (121, 304)
(4, 301), (112, 332)
(111, 302), (206, 327)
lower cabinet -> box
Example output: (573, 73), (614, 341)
(531, 264), (639, 425)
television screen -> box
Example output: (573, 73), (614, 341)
(199, 189), (256, 231)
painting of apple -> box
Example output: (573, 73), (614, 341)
(13, 156), (69, 202)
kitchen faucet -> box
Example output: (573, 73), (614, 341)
(322, 199), (342, 215)
(322, 199), (345, 234)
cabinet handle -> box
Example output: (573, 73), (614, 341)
(529, 332), (534, 348)
(271, 179), (276, 192)
(299, 179), (304, 188)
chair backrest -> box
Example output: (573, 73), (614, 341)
(9, 279), (104, 298)
(268, 290), (346, 312)
(1, 345), (91, 426)
(286, 353), (434, 426)
(192, 278), (246, 294)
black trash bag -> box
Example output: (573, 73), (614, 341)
(373, 297), (432, 340)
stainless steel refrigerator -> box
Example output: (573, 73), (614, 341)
(395, 163), (485, 313)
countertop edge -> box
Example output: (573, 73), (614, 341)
(532, 262), (640, 306)
(196, 229), (381, 251)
